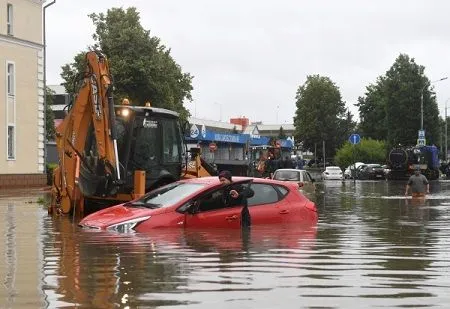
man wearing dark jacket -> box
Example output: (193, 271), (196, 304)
(218, 170), (254, 228)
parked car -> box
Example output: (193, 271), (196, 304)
(355, 164), (386, 180)
(322, 166), (343, 180)
(272, 168), (316, 193)
(344, 162), (365, 179)
(79, 177), (318, 232)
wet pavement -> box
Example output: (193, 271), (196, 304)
(1, 180), (449, 308)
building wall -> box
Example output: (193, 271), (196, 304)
(0, 0), (44, 177)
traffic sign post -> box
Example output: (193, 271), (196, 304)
(349, 133), (360, 184)
(349, 133), (361, 145)
(418, 130), (425, 139)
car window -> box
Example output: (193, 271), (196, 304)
(273, 170), (300, 181)
(193, 181), (253, 212)
(248, 183), (279, 206)
(274, 184), (289, 197)
(139, 182), (206, 208)
(195, 187), (228, 212)
(327, 167), (341, 171)
(304, 171), (313, 182)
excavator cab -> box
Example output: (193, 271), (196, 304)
(113, 104), (183, 192)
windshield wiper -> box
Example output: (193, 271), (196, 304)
(124, 201), (146, 207)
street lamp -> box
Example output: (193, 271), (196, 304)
(213, 102), (222, 121)
(421, 77), (448, 130)
(445, 98), (450, 161)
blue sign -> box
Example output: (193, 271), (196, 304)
(349, 133), (361, 145)
(418, 130), (425, 139)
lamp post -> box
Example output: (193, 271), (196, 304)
(276, 105), (280, 123)
(214, 102), (222, 121)
(445, 98), (450, 161)
(421, 77), (448, 130)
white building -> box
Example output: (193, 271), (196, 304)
(0, 0), (46, 188)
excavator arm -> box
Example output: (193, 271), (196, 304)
(51, 51), (120, 214)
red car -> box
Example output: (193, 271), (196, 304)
(79, 177), (318, 232)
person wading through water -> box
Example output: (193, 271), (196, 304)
(218, 170), (254, 228)
(405, 167), (430, 198)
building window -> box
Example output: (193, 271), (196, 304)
(7, 3), (13, 35)
(7, 63), (14, 96)
(7, 125), (15, 159)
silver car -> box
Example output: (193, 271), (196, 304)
(272, 169), (316, 192)
(322, 166), (343, 180)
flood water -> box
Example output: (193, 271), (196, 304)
(1, 180), (450, 308)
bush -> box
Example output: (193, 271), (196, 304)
(46, 163), (58, 185)
(334, 138), (387, 168)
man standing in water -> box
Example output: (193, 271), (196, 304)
(218, 170), (254, 228)
(405, 167), (430, 197)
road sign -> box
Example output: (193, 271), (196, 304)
(349, 133), (361, 145)
(417, 138), (426, 146)
(209, 142), (217, 152)
(418, 130), (425, 139)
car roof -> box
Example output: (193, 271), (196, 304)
(274, 169), (302, 172)
(178, 176), (296, 189)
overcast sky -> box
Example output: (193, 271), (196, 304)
(45, 0), (450, 125)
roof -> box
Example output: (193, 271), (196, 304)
(189, 117), (243, 131)
(244, 124), (294, 133)
(48, 84), (67, 95)
(179, 176), (291, 186)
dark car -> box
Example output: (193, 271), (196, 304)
(79, 177), (318, 232)
(356, 164), (386, 180)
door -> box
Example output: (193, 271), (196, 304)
(247, 183), (290, 224)
(184, 180), (253, 229)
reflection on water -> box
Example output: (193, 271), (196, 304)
(1, 182), (450, 308)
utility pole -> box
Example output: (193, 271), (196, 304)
(445, 98), (450, 162)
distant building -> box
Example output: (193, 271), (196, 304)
(0, 0), (46, 188)
(47, 86), (296, 175)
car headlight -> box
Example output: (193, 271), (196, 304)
(106, 216), (151, 233)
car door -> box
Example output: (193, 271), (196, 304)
(184, 180), (252, 229)
(247, 183), (290, 224)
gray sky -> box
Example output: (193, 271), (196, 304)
(45, 0), (450, 125)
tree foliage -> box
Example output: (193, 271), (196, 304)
(293, 75), (352, 158)
(60, 7), (193, 120)
(45, 87), (56, 141)
(334, 138), (387, 168)
(278, 126), (286, 139)
(357, 54), (442, 149)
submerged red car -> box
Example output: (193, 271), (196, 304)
(79, 177), (318, 232)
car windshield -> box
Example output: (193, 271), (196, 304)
(327, 167), (341, 171)
(132, 182), (206, 208)
(274, 171), (300, 181)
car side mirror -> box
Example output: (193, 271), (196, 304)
(311, 178), (315, 183)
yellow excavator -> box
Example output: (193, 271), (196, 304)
(50, 50), (215, 217)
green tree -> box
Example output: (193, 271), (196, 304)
(278, 126), (286, 139)
(293, 74), (349, 158)
(45, 86), (56, 141)
(356, 79), (387, 140)
(60, 7), (193, 120)
(334, 138), (386, 168)
(357, 54), (442, 149)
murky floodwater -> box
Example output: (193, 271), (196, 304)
(1, 180), (450, 308)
